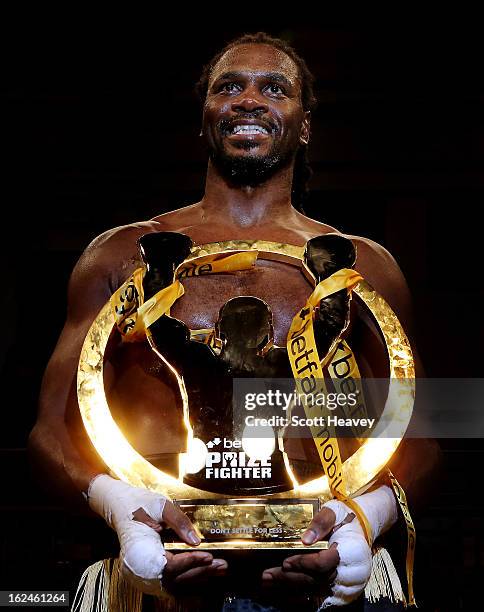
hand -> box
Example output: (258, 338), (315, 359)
(130, 502), (228, 596)
(266, 501), (373, 608)
(161, 550), (227, 595)
(261, 507), (340, 596)
(88, 474), (228, 596)
(133, 498), (201, 546)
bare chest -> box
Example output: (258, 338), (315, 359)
(170, 260), (313, 347)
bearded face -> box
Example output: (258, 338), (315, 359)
(202, 44), (310, 186)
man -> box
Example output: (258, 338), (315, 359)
(29, 32), (441, 610)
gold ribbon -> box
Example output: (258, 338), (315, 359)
(327, 339), (370, 442)
(111, 267), (145, 339)
(387, 470), (417, 608)
(286, 268), (374, 544)
(176, 251), (257, 278)
(110, 250), (257, 341)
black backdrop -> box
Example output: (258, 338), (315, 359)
(2, 20), (483, 611)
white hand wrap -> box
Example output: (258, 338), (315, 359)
(320, 485), (398, 609)
(88, 474), (169, 595)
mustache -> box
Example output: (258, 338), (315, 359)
(218, 113), (277, 135)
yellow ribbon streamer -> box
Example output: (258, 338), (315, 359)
(177, 251), (257, 278)
(387, 470), (417, 608)
(328, 340), (371, 443)
(286, 268), (374, 544)
(111, 267), (145, 339)
(110, 250), (258, 341)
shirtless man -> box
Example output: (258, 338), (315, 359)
(29, 32), (441, 609)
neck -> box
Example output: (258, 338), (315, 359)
(200, 159), (298, 228)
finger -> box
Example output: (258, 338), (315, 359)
(301, 507), (336, 545)
(164, 551), (213, 578)
(283, 545), (339, 574)
(262, 566), (315, 587)
(162, 501), (200, 546)
(173, 559), (228, 584)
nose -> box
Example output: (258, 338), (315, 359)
(231, 88), (268, 114)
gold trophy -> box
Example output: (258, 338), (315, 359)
(77, 233), (415, 559)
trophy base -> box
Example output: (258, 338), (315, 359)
(165, 541), (328, 552)
(163, 499), (329, 603)
(163, 498), (328, 552)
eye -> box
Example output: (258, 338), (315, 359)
(264, 83), (285, 96)
(219, 82), (241, 93)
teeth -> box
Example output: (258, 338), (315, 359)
(231, 125), (269, 135)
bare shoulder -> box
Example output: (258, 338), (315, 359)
(151, 202), (203, 229)
(349, 235), (402, 278)
(291, 209), (340, 238)
(67, 220), (163, 320)
(76, 219), (169, 279)
(295, 214), (414, 331)
(83, 203), (204, 276)
(346, 234), (415, 335)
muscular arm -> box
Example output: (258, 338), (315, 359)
(355, 238), (443, 514)
(28, 224), (229, 594)
(28, 230), (130, 508)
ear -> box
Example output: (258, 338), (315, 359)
(299, 111), (311, 145)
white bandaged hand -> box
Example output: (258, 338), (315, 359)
(320, 485), (398, 608)
(87, 474), (169, 596)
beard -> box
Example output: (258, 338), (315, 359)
(208, 135), (295, 187)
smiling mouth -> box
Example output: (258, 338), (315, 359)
(220, 117), (275, 138)
(229, 124), (270, 136)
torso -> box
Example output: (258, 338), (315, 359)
(99, 203), (389, 466)
(109, 204), (383, 343)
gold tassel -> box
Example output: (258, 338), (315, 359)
(70, 557), (197, 611)
(71, 559), (108, 612)
(108, 559), (143, 612)
(71, 558), (143, 612)
(364, 546), (405, 606)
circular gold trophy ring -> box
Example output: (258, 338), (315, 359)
(77, 239), (415, 502)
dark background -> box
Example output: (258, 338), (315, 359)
(1, 19), (483, 611)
